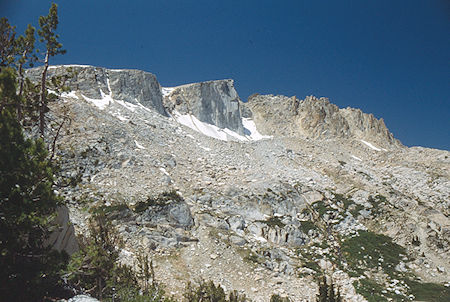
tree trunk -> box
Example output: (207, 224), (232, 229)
(98, 277), (103, 301)
(39, 51), (49, 137)
(17, 50), (27, 122)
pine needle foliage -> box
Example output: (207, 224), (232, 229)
(0, 68), (68, 301)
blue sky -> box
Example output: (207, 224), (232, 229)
(2, 0), (449, 150)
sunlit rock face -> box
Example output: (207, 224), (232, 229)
(163, 79), (245, 135)
(245, 94), (401, 148)
(26, 65), (167, 116)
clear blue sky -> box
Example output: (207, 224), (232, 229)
(2, 0), (449, 150)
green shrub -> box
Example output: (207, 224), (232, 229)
(0, 71), (70, 300)
(134, 190), (182, 213)
(333, 193), (353, 210)
(312, 200), (330, 217)
(65, 210), (170, 301)
(184, 280), (247, 302)
(300, 220), (317, 233)
(257, 217), (285, 228)
(270, 294), (290, 302)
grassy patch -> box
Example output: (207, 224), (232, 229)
(296, 245), (323, 274)
(244, 253), (263, 264)
(406, 280), (450, 302)
(353, 278), (388, 302)
(354, 277), (409, 301)
(237, 248), (263, 265)
(312, 241), (329, 249)
(368, 194), (388, 215)
(342, 230), (406, 275)
(334, 193), (353, 210)
(312, 200), (330, 217)
(349, 204), (365, 217)
(302, 260), (320, 272)
(300, 220), (317, 233)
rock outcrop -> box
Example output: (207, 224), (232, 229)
(163, 80), (244, 135)
(245, 94), (400, 147)
(46, 206), (79, 255)
(25, 65), (167, 116)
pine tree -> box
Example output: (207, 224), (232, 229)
(329, 282), (336, 302)
(66, 209), (134, 300)
(316, 275), (342, 302)
(0, 17), (16, 68)
(16, 24), (37, 96)
(0, 68), (68, 301)
(317, 275), (329, 302)
(37, 2), (66, 136)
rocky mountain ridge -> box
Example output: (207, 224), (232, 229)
(245, 94), (400, 148)
(26, 65), (449, 301)
(27, 65), (398, 146)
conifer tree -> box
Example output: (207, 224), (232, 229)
(37, 2), (66, 136)
(316, 275), (342, 302)
(0, 17), (16, 68)
(0, 68), (68, 301)
(16, 24), (37, 96)
(317, 275), (329, 302)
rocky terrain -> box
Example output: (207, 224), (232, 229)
(26, 65), (450, 301)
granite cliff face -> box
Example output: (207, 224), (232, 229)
(163, 79), (244, 135)
(26, 65), (167, 116)
(31, 65), (449, 301)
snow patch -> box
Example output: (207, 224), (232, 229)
(199, 145), (211, 151)
(106, 77), (112, 94)
(137, 102), (153, 113)
(82, 94), (110, 110)
(242, 118), (272, 140)
(113, 113), (128, 122)
(360, 140), (382, 151)
(351, 155), (362, 161)
(48, 64), (92, 69)
(173, 111), (247, 141)
(61, 91), (78, 98)
(159, 167), (170, 176)
(173, 112), (270, 142)
(47, 88), (58, 95)
(134, 140), (146, 149)
(253, 235), (267, 243)
(162, 87), (175, 97)
(115, 99), (138, 112)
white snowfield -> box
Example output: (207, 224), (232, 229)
(351, 155), (362, 161)
(48, 64), (93, 69)
(134, 140), (146, 149)
(82, 94), (110, 110)
(161, 87), (175, 97)
(173, 111), (271, 142)
(360, 139), (383, 151)
(81, 78), (115, 110)
(242, 118), (272, 141)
